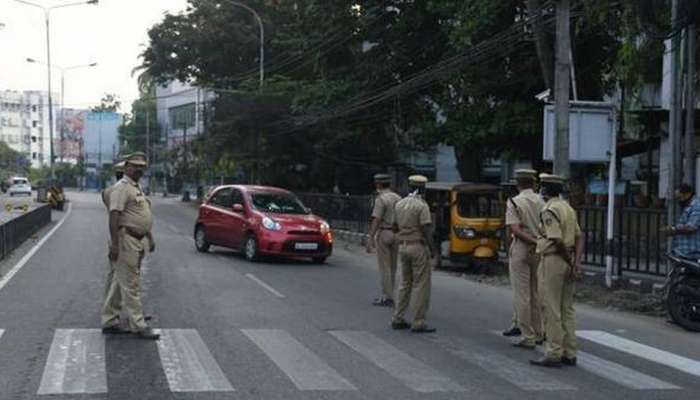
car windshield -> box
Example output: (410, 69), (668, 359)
(251, 193), (308, 215)
(13, 179), (28, 185)
(456, 192), (502, 218)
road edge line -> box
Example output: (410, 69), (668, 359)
(0, 202), (73, 292)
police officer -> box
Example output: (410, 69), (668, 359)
(103, 152), (159, 340)
(391, 175), (436, 333)
(501, 179), (522, 338)
(530, 174), (583, 367)
(507, 169), (545, 349)
(367, 173), (402, 307)
(101, 161), (125, 208)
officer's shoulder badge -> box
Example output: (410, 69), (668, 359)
(545, 218), (553, 226)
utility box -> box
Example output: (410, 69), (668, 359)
(543, 102), (616, 162)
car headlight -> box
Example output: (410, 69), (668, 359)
(320, 221), (330, 234)
(262, 216), (282, 231)
(454, 226), (477, 239)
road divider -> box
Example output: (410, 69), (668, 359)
(0, 203), (72, 293)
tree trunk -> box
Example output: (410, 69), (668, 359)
(454, 145), (483, 182)
(527, 0), (555, 91)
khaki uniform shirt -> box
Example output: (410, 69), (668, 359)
(505, 189), (545, 237)
(536, 197), (581, 255)
(395, 194), (432, 241)
(109, 176), (153, 237)
(101, 185), (116, 209)
(372, 189), (402, 228)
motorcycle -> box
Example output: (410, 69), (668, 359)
(665, 253), (700, 332)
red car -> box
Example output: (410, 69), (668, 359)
(194, 185), (333, 263)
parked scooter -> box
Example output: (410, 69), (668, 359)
(665, 253), (700, 331)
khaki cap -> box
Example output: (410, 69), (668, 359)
(514, 169), (538, 179)
(114, 161), (126, 173)
(539, 173), (565, 184)
(373, 173), (391, 183)
(124, 152), (147, 167)
(408, 175), (428, 186)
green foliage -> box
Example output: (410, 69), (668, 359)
(91, 93), (121, 113)
(138, 0), (657, 189)
(0, 141), (29, 182)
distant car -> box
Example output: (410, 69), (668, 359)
(194, 185), (333, 263)
(8, 177), (32, 197)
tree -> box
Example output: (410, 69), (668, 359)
(91, 93), (121, 113)
(0, 141), (29, 183)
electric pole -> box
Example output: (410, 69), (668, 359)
(669, 0), (682, 221)
(554, 0), (571, 178)
(685, 23), (697, 186)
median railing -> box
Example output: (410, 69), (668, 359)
(0, 205), (52, 261)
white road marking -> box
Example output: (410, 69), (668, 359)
(578, 330), (700, 378)
(493, 331), (679, 390)
(155, 329), (234, 392)
(428, 335), (575, 391)
(246, 273), (285, 298)
(330, 330), (464, 393)
(242, 329), (356, 391)
(37, 329), (107, 395)
(0, 203), (72, 293)
(0, 329), (4, 340)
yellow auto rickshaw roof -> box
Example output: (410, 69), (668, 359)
(425, 182), (502, 193)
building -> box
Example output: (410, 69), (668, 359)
(155, 81), (216, 150)
(0, 89), (58, 168)
(82, 111), (122, 189)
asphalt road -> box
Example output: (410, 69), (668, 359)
(0, 191), (698, 400)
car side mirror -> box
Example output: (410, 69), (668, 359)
(232, 203), (244, 213)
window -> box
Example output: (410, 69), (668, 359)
(169, 103), (196, 130)
(32, 121), (38, 128)
(210, 188), (233, 208)
(31, 136), (37, 143)
(251, 193), (308, 215)
(231, 189), (244, 206)
(32, 105), (37, 112)
(32, 152), (37, 160)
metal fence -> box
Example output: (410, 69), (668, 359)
(297, 193), (373, 234)
(577, 207), (667, 276)
(0, 205), (52, 261)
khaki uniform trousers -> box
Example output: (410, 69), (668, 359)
(101, 232), (147, 332)
(509, 239), (543, 344)
(375, 229), (398, 300)
(393, 243), (431, 328)
(538, 254), (577, 359)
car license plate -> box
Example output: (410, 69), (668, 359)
(295, 242), (318, 250)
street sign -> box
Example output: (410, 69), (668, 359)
(543, 102), (615, 162)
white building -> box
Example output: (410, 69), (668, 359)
(0, 89), (58, 168)
(155, 81), (216, 150)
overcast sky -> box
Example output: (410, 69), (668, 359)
(0, 0), (189, 111)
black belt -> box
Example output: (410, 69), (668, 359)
(122, 227), (146, 240)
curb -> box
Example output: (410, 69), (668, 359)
(333, 229), (369, 246)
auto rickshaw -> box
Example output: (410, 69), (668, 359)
(425, 182), (505, 271)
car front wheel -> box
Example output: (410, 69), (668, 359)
(311, 257), (327, 264)
(244, 234), (259, 262)
(194, 225), (210, 253)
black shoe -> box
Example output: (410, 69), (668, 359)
(384, 299), (395, 307)
(411, 325), (437, 334)
(373, 298), (387, 306)
(101, 325), (129, 335)
(529, 356), (563, 368)
(144, 315), (153, 322)
(135, 327), (160, 340)
(536, 337), (546, 345)
(502, 327), (522, 337)
(562, 357), (577, 366)
(391, 320), (411, 330)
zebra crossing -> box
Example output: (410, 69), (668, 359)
(0, 327), (696, 396)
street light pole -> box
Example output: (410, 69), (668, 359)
(13, 0), (99, 182)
